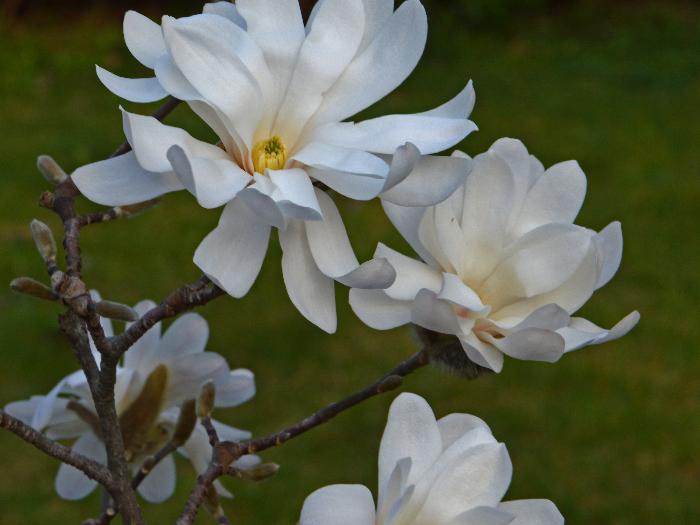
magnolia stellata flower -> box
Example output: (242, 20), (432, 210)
(4, 296), (256, 502)
(71, 0), (476, 333)
(351, 139), (640, 372)
(300, 393), (564, 525)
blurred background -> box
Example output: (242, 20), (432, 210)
(1, 0), (698, 523)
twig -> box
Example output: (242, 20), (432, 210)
(176, 348), (430, 525)
(0, 410), (112, 488)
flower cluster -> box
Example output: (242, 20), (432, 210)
(6, 0), (640, 521)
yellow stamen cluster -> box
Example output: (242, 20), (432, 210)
(252, 136), (287, 173)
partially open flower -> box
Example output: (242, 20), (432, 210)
(72, 0), (476, 333)
(4, 294), (256, 502)
(300, 393), (564, 525)
(351, 139), (639, 372)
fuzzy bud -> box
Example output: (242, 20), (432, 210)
(171, 399), (197, 447)
(36, 155), (68, 185)
(413, 325), (492, 380)
(234, 462), (280, 482)
(30, 219), (57, 263)
(10, 277), (59, 302)
(197, 380), (216, 419)
(95, 300), (139, 322)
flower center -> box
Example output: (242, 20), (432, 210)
(252, 136), (287, 173)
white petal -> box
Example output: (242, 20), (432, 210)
(446, 506), (515, 525)
(437, 413), (493, 450)
(381, 142), (421, 192)
(377, 457), (411, 524)
(382, 154), (471, 207)
(162, 14), (263, 147)
(307, 166), (386, 201)
(237, 179), (286, 228)
(376, 244), (442, 301)
(480, 224), (595, 308)
(305, 189), (359, 277)
(122, 109), (228, 173)
(137, 453), (176, 503)
(499, 499), (565, 525)
(410, 443), (512, 525)
(420, 80), (476, 119)
(381, 201), (436, 267)
(337, 259), (396, 289)
(594, 221), (623, 289)
(55, 433), (105, 500)
(123, 11), (166, 68)
(316, 115), (477, 155)
(461, 334), (505, 373)
(293, 142), (388, 178)
(309, 0), (427, 126)
(236, 0), (305, 135)
(513, 160), (587, 237)
(349, 289), (412, 330)
(203, 2), (247, 28)
(560, 311), (640, 352)
(158, 313), (209, 360)
(273, 0), (365, 148)
(379, 393), (442, 491)
(96, 67), (167, 103)
(280, 221), (337, 333)
(167, 145), (250, 209)
(483, 328), (565, 363)
(194, 199), (272, 298)
(154, 55), (201, 101)
(32, 377), (68, 431)
(165, 352), (229, 407)
(437, 273), (489, 315)
(509, 304), (571, 332)
(411, 289), (461, 336)
(268, 169), (322, 221)
(124, 300), (161, 371)
(212, 420), (252, 442)
(300, 485), (376, 525)
(357, 0), (394, 51)
(72, 152), (183, 207)
(592, 310), (640, 344)
(215, 369), (256, 407)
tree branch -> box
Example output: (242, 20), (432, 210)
(0, 410), (113, 488)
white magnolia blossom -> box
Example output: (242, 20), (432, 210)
(4, 295), (256, 502)
(351, 139), (640, 372)
(72, 0), (476, 333)
(300, 393), (564, 525)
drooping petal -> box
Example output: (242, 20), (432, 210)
(96, 66), (167, 103)
(315, 115), (477, 155)
(379, 393), (442, 492)
(72, 152), (184, 207)
(293, 142), (388, 179)
(164, 352), (229, 407)
(411, 289), (462, 336)
(136, 453), (176, 503)
(498, 499), (565, 525)
(55, 433), (105, 500)
(308, 0), (427, 126)
(376, 244), (442, 301)
(167, 145), (251, 209)
(123, 11), (166, 68)
(381, 142), (421, 192)
(559, 311), (640, 352)
(482, 328), (566, 363)
(279, 220), (337, 334)
(236, 177), (286, 228)
(419, 80), (476, 119)
(306, 166), (387, 201)
(194, 199), (272, 298)
(381, 201), (437, 267)
(349, 289), (412, 330)
(337, 259), (396, 290)
(273, 0), (366, 148)
(512, 160), (587, 237)
(299, 485), (376, 525)
(382, 154), (471, 207)
(461, 334), (505, 373)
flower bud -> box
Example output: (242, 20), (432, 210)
(95, 300), (139, 322)
(234, 462), (280, 482)
(36, 155), (68, 185)
(10, 277), (59, 302)
(197, 380), (216, 419)
(171, 399), (197, 447)
(30, 219), (57, 262)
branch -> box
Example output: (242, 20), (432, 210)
(0, 410), (112, 488)
(176, 348), (430, 525)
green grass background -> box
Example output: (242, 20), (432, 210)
(1, 1), (698, 523)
